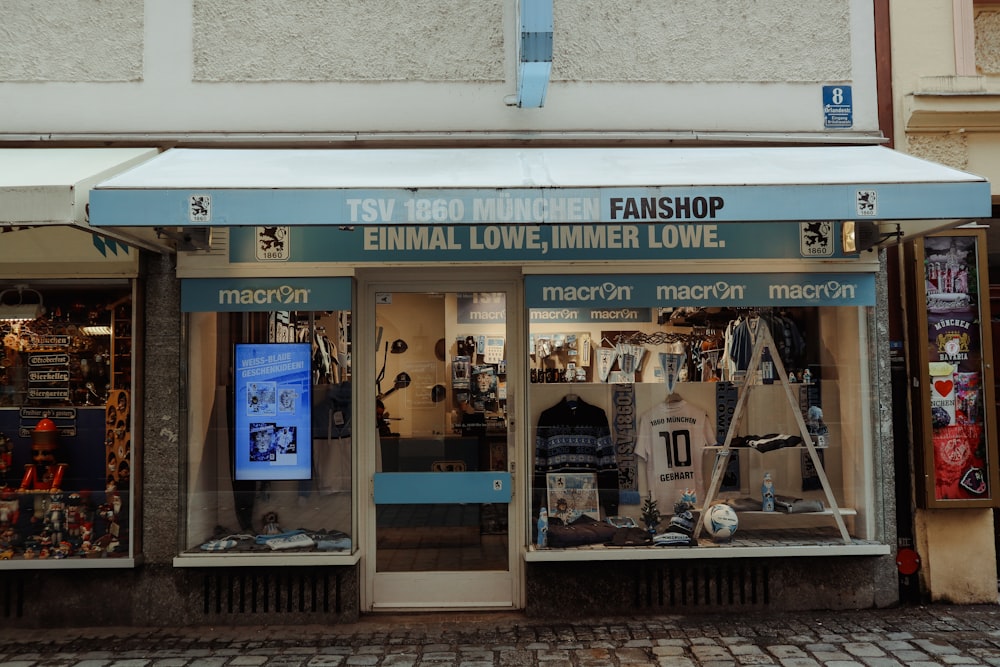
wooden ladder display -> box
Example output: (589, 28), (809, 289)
(697, 319), (851, 543)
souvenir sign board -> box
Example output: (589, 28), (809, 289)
(908, 231), (999, 508)
(234, 343), (312, 481)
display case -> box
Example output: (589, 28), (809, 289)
(905, 229), (1000, 508)
(0, 280), (136, 564)
(525, 272), (878, 552)
(179, 307), (356, 558)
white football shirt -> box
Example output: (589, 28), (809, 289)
(636, 399), (716, 512)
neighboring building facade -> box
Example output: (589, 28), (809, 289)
(889, 0), (1000, 605)
(0, 1), (993, 626)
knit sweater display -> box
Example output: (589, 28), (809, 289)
(534, 396), (619, 516)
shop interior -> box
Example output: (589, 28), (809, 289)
(0, 280), (133, 560)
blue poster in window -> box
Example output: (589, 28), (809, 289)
(234, 343), (312, 481)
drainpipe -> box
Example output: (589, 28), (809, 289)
(505, 0), (553, 108)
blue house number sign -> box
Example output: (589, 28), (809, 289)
(823, 85), (853, 129)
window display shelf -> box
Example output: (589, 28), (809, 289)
(699, 321), (851, 543)
(173, 552), (361, 568)
(524, 533), (889, 562)
(732, 508), (856, 516)
(0, 557), (136, 570)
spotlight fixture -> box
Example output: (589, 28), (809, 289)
(0, 284), (45, 322)
(842, 221), (901, 254)
(843, 221), (875, 253)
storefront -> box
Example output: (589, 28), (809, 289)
(77, 144), (992, 616)
(0, 149), (163, 625)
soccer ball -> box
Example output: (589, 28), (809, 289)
(702, 503), (739, 542)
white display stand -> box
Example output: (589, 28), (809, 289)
(698, 320), (851, 543)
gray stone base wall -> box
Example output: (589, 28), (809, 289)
(525, 556), (899, 617)
(1, 557), (900, 627)
(0, 564), (360, 628)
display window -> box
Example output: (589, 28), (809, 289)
(525, 273), (880, 553)
(906, 230), (1000, 509)
(180, 308), (354, 558)
(0, 279), (135, 563)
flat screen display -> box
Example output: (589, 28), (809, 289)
(234, 342), (312, 481)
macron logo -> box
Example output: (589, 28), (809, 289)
(218, 285), (310, 306)
(769, 280), (856, 302)
(540, 282), (633, 303)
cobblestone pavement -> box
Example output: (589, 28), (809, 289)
(2, 604), (1000, 666)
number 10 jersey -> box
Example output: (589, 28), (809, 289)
(636, 399), (716, 513)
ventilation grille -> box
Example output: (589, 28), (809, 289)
(201, 569), (343, 617)
(634, 563), (770, 609)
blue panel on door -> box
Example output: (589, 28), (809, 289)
(374, 472), (512, 504)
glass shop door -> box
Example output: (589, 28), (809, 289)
(366, 279), (520, 610)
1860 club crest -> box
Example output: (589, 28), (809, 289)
(256, 226), (290, 261)
(799, 221), (834, 257)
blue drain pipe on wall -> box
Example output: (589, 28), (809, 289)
(512, 0), (552, 108)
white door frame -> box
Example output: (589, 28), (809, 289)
(356, 268), (526, 612)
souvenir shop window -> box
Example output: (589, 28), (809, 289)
(528, 304), (873, 550)
(0, 280), (135, 562)
(907, 231), (999, 509)
(181, 309), (355, 556)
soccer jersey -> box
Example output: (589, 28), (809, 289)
(636, 399), (716, 512)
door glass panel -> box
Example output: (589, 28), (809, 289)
(375, 291), (509, 573)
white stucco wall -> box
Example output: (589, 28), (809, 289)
(0, 0), (142, 81)
(0, 0), (877, 136)
(192, 1), (505, 82)
(554, 0), (851, 82)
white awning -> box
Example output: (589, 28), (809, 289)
(0, 147), (173, 253)
(89, 146), (991, 243)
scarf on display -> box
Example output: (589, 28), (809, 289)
(612, 383), (641, 505)
(715, 380), (741, 492)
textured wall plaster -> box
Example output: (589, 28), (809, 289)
(193, 0), (504, 82)
(975, 9), (1000, 74)
(906, 133), (970, 171)
(192, 0), (851, 84)
(554, 0), (852, 82)
(0, 0), (142, 82)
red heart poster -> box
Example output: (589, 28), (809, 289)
(934, 379), (953, 397)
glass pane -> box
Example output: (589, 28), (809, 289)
(528, 297), (871, 549)
(0, 279), (135, 561)
(376, 502), (508, 571)
(922, 235), (992, 501)
(375, 291), (509, 573)
(182, 309), (354, 554)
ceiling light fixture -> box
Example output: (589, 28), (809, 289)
(0, 284), (45, 322)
